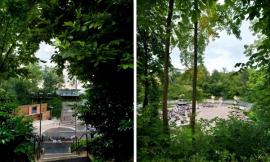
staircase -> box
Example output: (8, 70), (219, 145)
(41, 153), (89, 162)
(60, 102), (76, 127)
(38, 102), (89, 162)
(60, 118), (75, 127)
(39, 141), (89, 162)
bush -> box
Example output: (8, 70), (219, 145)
(48, 95), (62, 119)
(206, 117), (270, 161)
(71, 139), (87, 152)
(0, 89), (34, 162)
(138, 112), (270, 161)
(87, 136), (114, 161)
(137, 105), (170, 161)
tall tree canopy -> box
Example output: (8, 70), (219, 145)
(0, 0), (42, 80)
(41, 66), (64, 94)
(137, 0), (270, 161)
(1, 0), (133, 161)
(35, 0), (133, 161)
(0, 1), (44, 160)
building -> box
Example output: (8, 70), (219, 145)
(56, 89), (82, 99)
(18, 103), (50, 120)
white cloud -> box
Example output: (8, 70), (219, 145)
(205, 49), (235, 72)
(170, 48), (185, 69)
(34, 42), (84, 89)
(171, 20), (256, 73)
(35, 42), (57, 68)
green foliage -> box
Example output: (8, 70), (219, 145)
(137, 0), (166, 108)
(232, 0), (270, 137)
(48, 95), (62, 119)
(206, 117), (269, 161)
(137, 105), (169, 161)
(169, 65), (209, 100)
(138, 0), (270, 161)
(0, 63), (42, 105)
(235, 0), (270, 72)
(139, 115), (270, 161)
(36, 0), (133, 161)
(201, 70), (248, 99)
(245, 68), (270, 127)
(0, 89), (34, 162)
(71, 139), (87, 152)
(168, 67), (248, 100)
(41, 66), (64, 94)
(137, 27), (164, 107)
(86, 136), (114, 161)
(0, 0), (42, 79)
(172, 0), (242, 68)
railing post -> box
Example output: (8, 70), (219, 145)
(86, 124), (88, 157)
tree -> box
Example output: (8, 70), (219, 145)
(169, 65), (209, 101)
(0, 89), (34, 162)
(235, 0), (270, 73)
(162, 0), (175, 134)
(137, 0), (167, 114)
(190, 0), (199, 136)
(41, 66), (64, 94)
(0, 63), (42, 105)
(0, 0), (42, 81)
(48, 95), (62, 119)
(232, 0), (270, 130)
(36, 0), (133, 160)
(172, 0), (242, 136)
(137, 28), (163, 109)
(0, 2), (43, 160)
(137, 1), (171, 160)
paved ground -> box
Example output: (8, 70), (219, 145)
(33, 101), (86, 135)
(197, 104), (233, 120)
(60, 102), (85, 131)
(43, 127), (75, 138)
(167, 101), (246, 127)
(33, 101), (88, 154)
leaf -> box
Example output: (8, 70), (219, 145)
(63, 21), (74, 27)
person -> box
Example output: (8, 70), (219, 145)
(87, 125), (97, 138)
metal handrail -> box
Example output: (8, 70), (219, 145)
(71, 132), (87, 153)
(33, 135), (43, 160)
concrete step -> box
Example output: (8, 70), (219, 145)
(41, 153), (89, 162)
(60, 119), (74, 122)
(60, 123), (75, 127)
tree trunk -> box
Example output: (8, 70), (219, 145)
(191, 0), (198, 137)
(162, 0), (174, 134)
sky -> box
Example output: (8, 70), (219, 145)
(35, 19), (256, 80)
(35, 42), (85, 89)
(35, 42), (57, 68)
(170, 20), (256, 73)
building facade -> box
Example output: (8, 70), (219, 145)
(18, 103), (50, 120)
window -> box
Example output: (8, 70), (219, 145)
(32, 106), (37, 114)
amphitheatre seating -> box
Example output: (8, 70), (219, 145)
(168, 102), (191, 126)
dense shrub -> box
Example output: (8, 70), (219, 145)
(137, 105), (170, 161)
(138, 113), (270, 161)
(0, 89), (34, 162)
